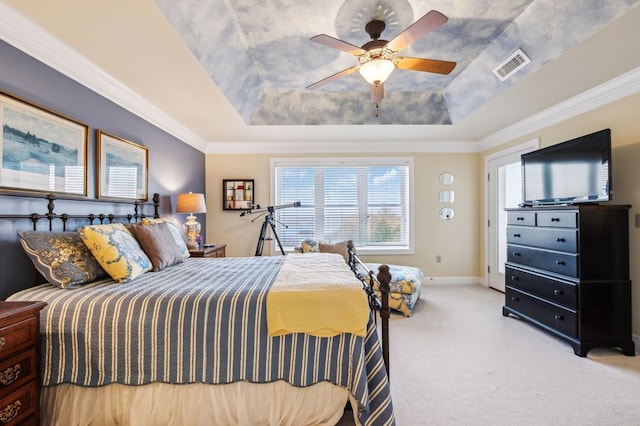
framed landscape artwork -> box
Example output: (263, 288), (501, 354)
(96, 130), (148, 201)
(0, 89), (88, 196)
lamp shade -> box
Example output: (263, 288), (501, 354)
(359, 59), (395, 86)
(176, 192), (207, 214)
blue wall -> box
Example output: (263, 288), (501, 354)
(0, 40), (205, 299)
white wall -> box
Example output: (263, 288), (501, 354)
(205, 152), (481, 279)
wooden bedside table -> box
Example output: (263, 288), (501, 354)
(0, 301), (47, 426)
(189, 244), (227, 258)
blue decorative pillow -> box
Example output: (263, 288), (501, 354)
(78, 223), (152, 283)
(18, 231), (107, 289)
(300, 239), (320, 253)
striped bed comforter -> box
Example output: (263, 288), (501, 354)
(7, 256), (394, 426)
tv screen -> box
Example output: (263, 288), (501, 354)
(521, 129), (612, 206)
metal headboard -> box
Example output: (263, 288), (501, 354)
(0, 193), (160, 231)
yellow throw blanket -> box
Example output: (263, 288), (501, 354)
(267, 253), (369, 337)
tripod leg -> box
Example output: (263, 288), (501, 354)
(255, 218), (269, 256)
(269, 220), (285, 255)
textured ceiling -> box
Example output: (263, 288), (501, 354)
(154, 0), (638, 125)
(1, 1), (640, 150)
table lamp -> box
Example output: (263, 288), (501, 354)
(176, 192), (207, 250)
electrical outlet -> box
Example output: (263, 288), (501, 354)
(636, 214), (640, 228)
(436, 255), (442, 263)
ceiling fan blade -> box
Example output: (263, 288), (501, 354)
(395, 57), (456, 75)
(310, 34), (366, 56)
(370, 83), (384, 102)
(306, 66), (360, 90)
(386, 10), (448, 52)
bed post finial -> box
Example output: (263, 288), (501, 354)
(153, 193), (160, 218)
(347, 240), (355, 268)
(377, 264), (391, 375)
(46, 193), (56, 231)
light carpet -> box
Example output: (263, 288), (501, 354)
(342, 283), (640, 425)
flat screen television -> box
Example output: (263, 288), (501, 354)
(521, 129), (612, 206)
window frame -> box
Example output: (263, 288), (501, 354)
(270, 157), (415, 255)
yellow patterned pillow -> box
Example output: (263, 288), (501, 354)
(77, 223), (151, 283)
(300, 239), (320, 253)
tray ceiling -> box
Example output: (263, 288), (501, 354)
(1, 1), (640, 150)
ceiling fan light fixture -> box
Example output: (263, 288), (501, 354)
(359, 58), (395, 86)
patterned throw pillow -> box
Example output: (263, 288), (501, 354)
(141, 217), (190, 259)
(77, 223), (151, 283)
(300, 239), (320, 253)
(18, 231), (107, 289)
(129, 222), (184, 271)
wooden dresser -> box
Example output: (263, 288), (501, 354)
(503, 205), (635, 357)
(0, 302), (46, 425)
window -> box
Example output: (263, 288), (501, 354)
(271, 157), (413, 254)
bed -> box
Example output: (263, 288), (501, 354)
(2, 193), (395, 426)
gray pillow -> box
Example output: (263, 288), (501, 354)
(129, 222), (184, 271)
(319, 240), (350, 263)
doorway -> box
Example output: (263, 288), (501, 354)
(485, 140), (538, 291)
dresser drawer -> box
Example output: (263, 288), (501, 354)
(0, 381), (38, 425)
(507, 211), (536, 226)
(536, 211), (577, 228)
(0, 349), (37, 400)
(507, 226), (578, 253)
(507, 244), (579, 277)
(0, 319), (38, 361)
(505, 266), (577, 310)
(505, 287), (578, 338)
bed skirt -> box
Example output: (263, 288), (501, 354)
(42, 380), (359, 425)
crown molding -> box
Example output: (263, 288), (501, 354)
(0, 2), (207, 153)
(479, 66), (640, 151)
(205, 139), (480, 154)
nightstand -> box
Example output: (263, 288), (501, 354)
(189, 244), (227, 258)
(0, 301), (46, 426)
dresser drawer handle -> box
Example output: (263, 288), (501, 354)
(553, 289), (563, 296)
(513, 233), (521, 238)
(510, 276), (519, 281)
(550, 217), (560, 222)
(554, 315), (564, 321)
(555, 260), (566, 265)
(513, 252), (521, 256)
(516, 217), (525, 221)
(0, 400), (21, 424)
(556, 237), (565, 242)
(511, 297), (519, 302)
(0, 365), (21, 386)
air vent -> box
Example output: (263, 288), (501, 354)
(493, 49), (531, 81)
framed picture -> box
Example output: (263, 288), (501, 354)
(223, 179), (254, 210)
(96, 130), (148, 201)
(0, 89), (88, 196)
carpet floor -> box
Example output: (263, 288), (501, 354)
(345, 283), (640, 425)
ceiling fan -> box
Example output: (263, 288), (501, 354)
(306, 10), (456, 103)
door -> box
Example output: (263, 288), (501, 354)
(486, 140), (538, 291)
